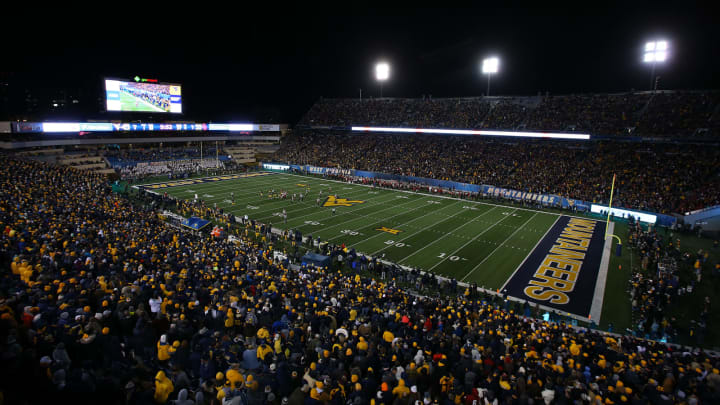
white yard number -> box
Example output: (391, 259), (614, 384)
(304, 221), (321, 226)
(246, 205), (259, 210)
(462, 206), (478, 210)
(203, 194), (214, 198)
(273, 212), (283, 217)
(340, 229), (360, 236)
(396, 196), (409, 199)
(437, 252), (467, 261)
(502, 211), (519, 217)
(368, 191), (379, 194)
(384, 240), (407, 248)
(427, 200), (441, 204)
(223, 199), (233, 204)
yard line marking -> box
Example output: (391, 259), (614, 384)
(331, 199), (465, 246)
(296, 193), (428, 236)
(281, 172), (594, 222)
(154, 175), (307, 210)
(425, 208), (518, 271)
(253, 184), (389, 222)
(396, 206), (500, 264)
(273, 185), (419, 226)
(162, 175), (302, 203)
(498, 215), (561, 291)
(174, 175), (375, 220)
(589, 220), (615, 323)
(350, 199), (462, 249)
(366, 200), (468, 256)
(460, 212), (538, 282)
(239, 179), (402, 222)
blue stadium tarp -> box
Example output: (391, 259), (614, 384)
(181, 216), (211, 230)
(301, 253), (331, 269)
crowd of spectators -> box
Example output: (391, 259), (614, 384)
(299, 91), (720, 138)
(635, 93), (719, 138)
(523, 94), (648, 135)
(3, 156), (720, 404)
(300, 98), (493, 130)
(625, 219), (716, 345)
(119, 83), (172, 113)
(120, 159), (227, 182)
(105, 147), (224, 168)
(275, 131), (720, 214)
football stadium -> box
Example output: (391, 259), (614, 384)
(1, 7), (720, 405)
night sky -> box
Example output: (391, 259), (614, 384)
(2, 4), (718, 124)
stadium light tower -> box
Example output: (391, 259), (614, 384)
(375, 62), (390, 98)
(643, 40), (668, 92)
(482, 57), (499, 96)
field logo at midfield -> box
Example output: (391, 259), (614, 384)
(296, 183), (307, 187)
(503, 216), (606, 318)
(376, 226), (402, 235)
(322, 195), (365, 207)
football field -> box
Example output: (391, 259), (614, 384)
(118, 91), (166, 112)
(138, 172), (612, 321)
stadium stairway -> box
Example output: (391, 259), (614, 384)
(57, 154), (117, 176)
(224, 146), (257, 164)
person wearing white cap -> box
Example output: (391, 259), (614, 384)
(407, 385), (422, 404)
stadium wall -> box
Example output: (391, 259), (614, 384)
(681, 205), (720, 233)
(0, 135), (281, 149)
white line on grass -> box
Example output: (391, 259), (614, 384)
(460, 212), (538, 282)
(144, 176), (304, 210)
(589, 220), (615, 323)
(347, 200), (465, 250)
(164, 175), (368, 219)
(246, 178), (386, 216)
(159, 175), (420, 232)
(244, 176), (398, 220)
(395, 206), (501, 264)
(258, 187), (408, 226)
(252, 184), (390, 222)
(425, 208), (520, 271)
(301, 194), (430, 237)
(366, 200), (468, 256)
(280, 172), (595, 222)
(158, 175), (302, 206)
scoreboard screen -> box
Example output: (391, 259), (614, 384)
(105, 79), (182, 113)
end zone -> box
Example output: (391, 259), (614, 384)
(501, 216), (608, 320)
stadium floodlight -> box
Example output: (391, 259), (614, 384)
(481, 57), (499, 96)
(643, 40), (669, 91)
(375, 62), (390, 97)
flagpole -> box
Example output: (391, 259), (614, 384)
(605, 173), (616, 240)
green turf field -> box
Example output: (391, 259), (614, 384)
(133, 171), (720, 348)
(119, 91), (166, 112)
(139, 171), (611, 313)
